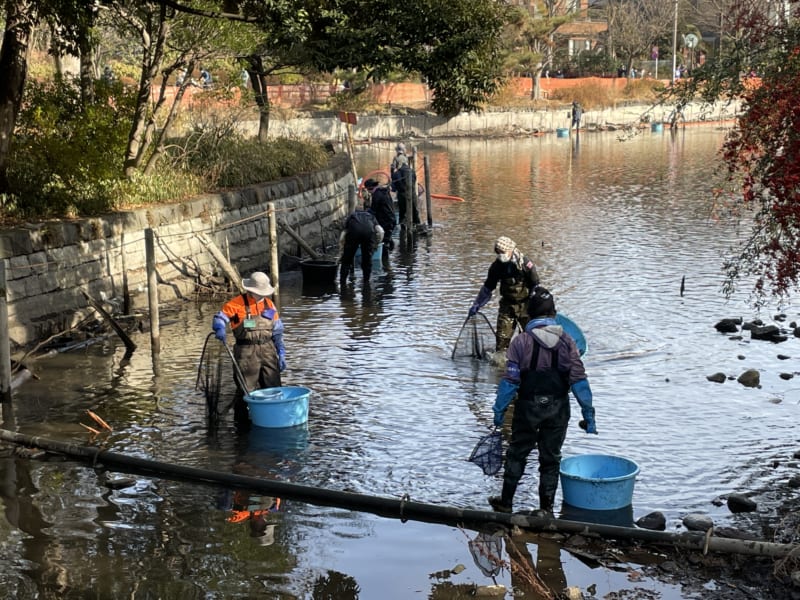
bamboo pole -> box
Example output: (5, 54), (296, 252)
(403, 168), (413, 245)
(348, 183), (357, 214)
(145, 229), (160, 356)
(423, 154), (433, 229)
(0, 427), (796, 559)
(267, 202), (280, 310)
(196, 233), (244, 293)
(0, 261), (11, 403)
(277, 221), (320, 260)
(80, 289), (137, 354)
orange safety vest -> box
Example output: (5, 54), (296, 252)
(221, 293), (279, 331)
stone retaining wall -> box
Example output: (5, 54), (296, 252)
(263, 100), (741, 142)
(0, 155), (352, 351)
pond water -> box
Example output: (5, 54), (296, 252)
(2, 126), (799, 599)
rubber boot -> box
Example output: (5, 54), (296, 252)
(539, 492), (555, 515)
(489, 480), (516, 513)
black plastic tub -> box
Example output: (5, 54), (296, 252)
(300, 259), (338, 285)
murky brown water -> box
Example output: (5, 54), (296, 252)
(2, 126), (799, 599)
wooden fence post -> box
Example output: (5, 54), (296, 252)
(423, 155), (433, 229)
(268, 203), (280, 310)
(145, 229), (160, 356)
(0, 261), (11, 402)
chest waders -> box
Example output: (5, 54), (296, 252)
(499, 338), (571, 512)
(232, 294), (281, 421)
(496, 263), (531, 351)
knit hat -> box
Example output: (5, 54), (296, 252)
(396, 142), (406, 154)
(494, 236), (516, 254)
(363, 178), (378, 190)
(242, 271), (274, 296)
(527, 286), (556, 318)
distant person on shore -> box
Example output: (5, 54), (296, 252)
(240, 68), (250, 89)
(570, 101), (583, 130)
(363, 178), (396, 259)
(176, 68), (187, 87)
(200, 67), (213, 89)
(212, 272), (286, 427)
(468, 236), (540, 353)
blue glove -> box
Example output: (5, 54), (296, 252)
(492, 378), (519, 427)
(261, 308), (276, 320)
(469, 285), (492, 317)
(493, 407), (505, 427)
(212, 314), (227, 343)
(571, 379), (597, 434)
(272, 319), (286, 371)
(580, 407), (597, 434)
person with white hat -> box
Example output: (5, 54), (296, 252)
(212, 271), (286, 425)
(468, 236), (540, 352)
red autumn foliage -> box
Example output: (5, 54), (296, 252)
(688, 1), (800, 302)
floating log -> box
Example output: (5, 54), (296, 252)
(0, 427), (796, 559)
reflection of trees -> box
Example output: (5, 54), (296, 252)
(311, 569), (361, 599)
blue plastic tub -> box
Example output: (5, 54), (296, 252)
(245, 386), (311, 428)
(651, 122), (664, 133)
(559, 454), (639, 510)
(556, 127), (570, 138)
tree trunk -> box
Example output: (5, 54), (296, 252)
(123, 4), (169, 178)
(247, 55), (271, 142)
(78, 31), (95, 107)
(144, 62), (193, 175)
(0, 0), (38, 193)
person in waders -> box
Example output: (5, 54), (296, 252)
(363, 178), (396, 261)
(339, 207), (383, 288)
(212, 272), (286, 427)
(488, 286), (597, 515)
(468, 236), (540, 353)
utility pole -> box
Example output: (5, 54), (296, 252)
(671, 0), (679, 84)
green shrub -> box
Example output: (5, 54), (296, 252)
(170, 133), (329, 190)
(6, 76), (135, 218)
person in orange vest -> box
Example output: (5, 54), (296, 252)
(212, 271), (286, 424)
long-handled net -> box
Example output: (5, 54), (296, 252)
(196, 333), (250, 424)
(468, 428), (503, 476)
(451, 312), (496, 360)
(196, 333), (226, 423)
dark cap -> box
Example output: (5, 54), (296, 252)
(363, 178), (378, 189)
(527, 286), (556, 318)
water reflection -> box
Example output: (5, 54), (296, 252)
(4, 128), (799, 598)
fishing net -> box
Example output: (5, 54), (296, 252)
(196, 332), (228, 423)
(451, 313), (495, 360)
(468, 530), (505, 578)
(468, 430), (503, 476)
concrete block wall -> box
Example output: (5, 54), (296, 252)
(0, 155), (352, 350)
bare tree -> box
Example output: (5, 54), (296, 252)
(606, 0), (675, 78)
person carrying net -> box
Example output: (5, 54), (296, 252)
(468, 236), (540, 353)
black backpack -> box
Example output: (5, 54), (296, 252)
(346, 210), (376, 237)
